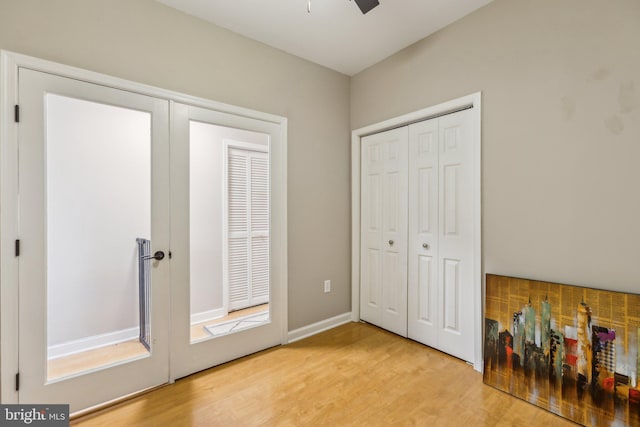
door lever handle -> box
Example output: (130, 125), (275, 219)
(143, 250), (165, 261)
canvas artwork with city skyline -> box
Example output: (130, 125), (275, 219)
(484, 274), (640, 426)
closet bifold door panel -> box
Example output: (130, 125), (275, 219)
(360, 127), (409, 337)
(406, 119), (439, 346)
(407, 109), (475, 363)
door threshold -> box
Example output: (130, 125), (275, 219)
(71, 383), (168, 421)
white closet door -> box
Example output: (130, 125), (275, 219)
(228, 149), (250, 308)
(407, 109), (475, 362)
(436, 110), (474, 362)
(249, 153), (270, 304)
(227, 148), (269, 311)
(407, 119), (439, 346)
(360, 127), (408, 337)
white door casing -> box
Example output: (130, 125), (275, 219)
(360, 127), (408, 337)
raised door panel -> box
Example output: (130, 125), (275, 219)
(442, 258), (460, 332)
(364, 248), (382, 309)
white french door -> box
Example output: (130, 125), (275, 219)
(1, 52), (287, 413)
(169, 103), (284, 380)
(359, 127), (409, 337)
(16, 68), (170, 411)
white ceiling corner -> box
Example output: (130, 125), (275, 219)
(155, 0), (493, 76)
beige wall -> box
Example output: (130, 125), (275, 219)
(0, 0), (352, 330)
(352, 0), (640, 293)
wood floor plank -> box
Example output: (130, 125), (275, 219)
(72, 322), (576, 426)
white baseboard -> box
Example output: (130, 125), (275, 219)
(287, 312), (352, 343)
(190, 307), (226, 324)
(48, 327), (139, 360)
(48, 311), (351, 359)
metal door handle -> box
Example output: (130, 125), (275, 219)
(143, 250), (165, 261)
(388, 240), (394, 246)
(422, 243), (429, 250)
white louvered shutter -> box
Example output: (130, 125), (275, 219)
(250, 154), (269, 303)
(227, 147), (269, 311)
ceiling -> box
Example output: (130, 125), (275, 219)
(156, 0), (493, 76)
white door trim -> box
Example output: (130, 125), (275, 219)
(0, 50), (288, 404)
(351, 92), (482, 371)
(0, 51), (20, 405)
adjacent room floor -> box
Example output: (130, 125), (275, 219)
(73, 322), (574, 426)
(48, 305), (271, 381)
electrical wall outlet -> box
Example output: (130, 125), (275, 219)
(324, 279), (331, 293)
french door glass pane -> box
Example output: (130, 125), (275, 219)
(189, 121), (270, 343)
(46, 94), (151, 380)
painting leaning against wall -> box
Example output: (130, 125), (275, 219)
(484, 274), (640, 427)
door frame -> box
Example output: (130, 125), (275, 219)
(0, 50), (288, 404)
(350, 92), (482, 371)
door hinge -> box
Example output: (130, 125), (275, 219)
(15, 239), (20, 257)
(15, 372), (19, 391)
(14, 105), (19, 123)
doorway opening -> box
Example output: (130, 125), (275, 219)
(188, 121), (271, 343)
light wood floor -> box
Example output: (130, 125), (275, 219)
(49, 305), (270, 380)
(72, 322), (575, 426)
(48, 340), (149, 381)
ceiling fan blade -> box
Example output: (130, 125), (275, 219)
(354, 0), (380, 14)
